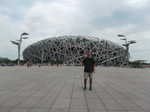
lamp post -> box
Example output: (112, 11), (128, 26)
(11, 32), (29, 65)
(117, 34), (136, 65)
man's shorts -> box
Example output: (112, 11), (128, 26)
(84, 72), (93, 79)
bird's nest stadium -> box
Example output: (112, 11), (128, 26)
(23, 35), (127, 66)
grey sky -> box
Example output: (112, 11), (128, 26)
(0, 0), (150, 62)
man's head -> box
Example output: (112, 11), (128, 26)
(85, 52), (92, 57)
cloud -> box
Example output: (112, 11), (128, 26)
(125, 0), (149, 9)
(23, 0), (92, 37)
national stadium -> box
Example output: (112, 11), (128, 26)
(23, 35), (127, 65)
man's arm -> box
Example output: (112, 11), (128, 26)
(82, 58), (86, 66)
(93, 58), (96, 73)
(92, 64), (95, 73)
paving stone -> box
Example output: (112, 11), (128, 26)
(70, 108), (88, 112)
(28, 108), (49, 112)
(0, 107), (10, 112)
(50, 108), (68, 112)
(10, 108), (28, 112)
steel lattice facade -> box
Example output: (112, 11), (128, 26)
(23, 36), (127, 65)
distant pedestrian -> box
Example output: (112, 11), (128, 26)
(27, 60), (32, 67)
(27, 61), (30, 67)
(82, 52), (95, 90)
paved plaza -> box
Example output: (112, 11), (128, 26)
(0, 66), (150, 112)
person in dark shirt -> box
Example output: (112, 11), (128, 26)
(82, 52), (95, 90)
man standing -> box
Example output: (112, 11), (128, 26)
(82, 52), (95, 90)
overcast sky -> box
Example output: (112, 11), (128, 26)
(0, 0), (150, 62)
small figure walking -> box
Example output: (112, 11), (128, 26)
(82, 52), (95, 91)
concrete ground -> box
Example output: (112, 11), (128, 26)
(0, 66), (150, 112)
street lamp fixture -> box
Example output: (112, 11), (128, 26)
(120, 38), (127, 41)
(21, 32), (29, 36)
(117, 34), (125, 37)
(128, 40), (136, 44)
(22, 37), (29, 39)
(11, 32), (29, 65)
